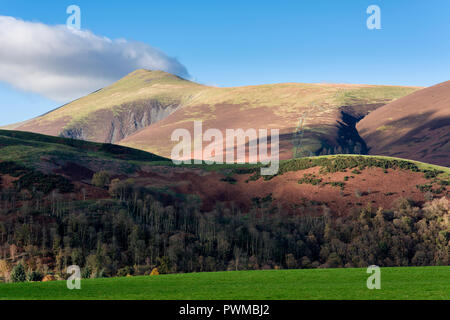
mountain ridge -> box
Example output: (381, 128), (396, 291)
(4, 69), (430, 163)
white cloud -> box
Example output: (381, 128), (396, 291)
(0, 16), (190, 102)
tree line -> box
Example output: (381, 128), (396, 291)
(0, 178), (448, 282)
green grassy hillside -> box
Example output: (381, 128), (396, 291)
(0, 129), (169, 174)
(1, 267), (448, 300)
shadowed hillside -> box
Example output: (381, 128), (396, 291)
(358, 81), (450, 167)
(0, 129), (168, 177)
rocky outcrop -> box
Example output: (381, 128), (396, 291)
(60, 99), (181, 143)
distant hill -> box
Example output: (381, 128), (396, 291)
(358, 81), (450, 167)
(5, 69), (420, 161)
(9, 70), (205, 143)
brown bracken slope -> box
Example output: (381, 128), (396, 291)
(357, 81), (450, 167)
(1, 130), (448, 215)
(115, 72), (419, 160)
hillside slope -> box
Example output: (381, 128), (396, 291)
(0, 129), (167, 177)
(1, 130), (448, 214)
(118, 80), (419, 160)
(6, 69), (419, 160)
(357, 81), (450, 167)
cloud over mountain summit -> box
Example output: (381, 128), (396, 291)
(0, 16), (190, 102)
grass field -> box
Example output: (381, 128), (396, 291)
(1, 267), (448, 300)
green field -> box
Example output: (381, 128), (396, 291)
(1, 267), (448, 300)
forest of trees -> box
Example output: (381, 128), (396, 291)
(0, 175), (449, 282)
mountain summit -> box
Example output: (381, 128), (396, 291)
(10, 69), (205, 143)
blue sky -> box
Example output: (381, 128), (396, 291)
(0, 0), (449, 125)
